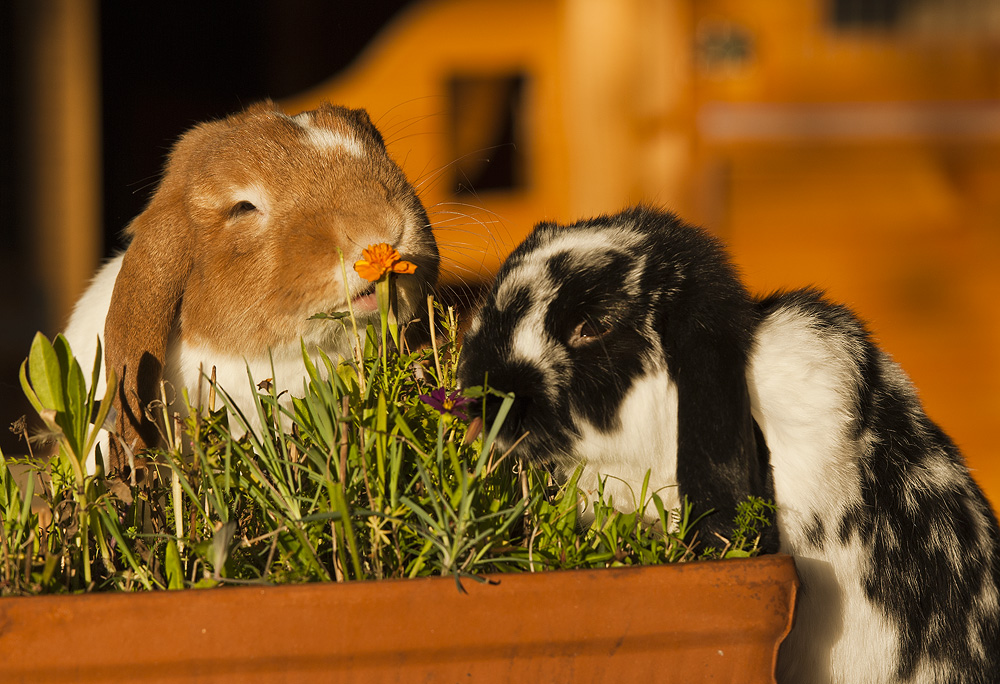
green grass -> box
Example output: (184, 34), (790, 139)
(1, 279), (774, 595)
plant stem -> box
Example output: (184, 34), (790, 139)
(172, 470), (184, 552)
(376, 276), (390, 373)
(427, 295), (443, 383)
(337, 250), (366, 396)
(79, 496), (91, 587)
(0, 507), (12, 588)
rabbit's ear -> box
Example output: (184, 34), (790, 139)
(101, 118), (228, 472)
(103, 193), (194, 472)
(672, 333), (779, 554)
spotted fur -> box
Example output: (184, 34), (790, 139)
(458, 206), (1000, 683)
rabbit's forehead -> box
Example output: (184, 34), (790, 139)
(189, 114), (388, 208)
(493, 226), (645, 310)
(216, 110), (368, 166)
(290, 111), (366, 158)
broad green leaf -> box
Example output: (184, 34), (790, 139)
(18, 360), (45, 416)
(27, 332), (64, 412)
(62, 350), (88, 457)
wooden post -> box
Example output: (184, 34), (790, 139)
(561, 0), (694, 219)
(22, 0), (102, 332)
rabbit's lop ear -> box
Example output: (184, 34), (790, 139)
(102, 122), (219, 471)
(104, 214), (192, 471)
(104, 200), (194, 470)
(672, 331), (777, 553)
(660, 227), (778, 553)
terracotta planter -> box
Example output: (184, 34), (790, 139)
(1, 555), (797, 683)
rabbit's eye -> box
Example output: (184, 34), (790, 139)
(568, 318), (611, 348)
(229, 200), (258, 218)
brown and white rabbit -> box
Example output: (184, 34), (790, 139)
(458, 206), (1000, 684)
(64, 101), (438, 474)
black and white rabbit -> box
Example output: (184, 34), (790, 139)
(63, 101), (438, 473)
(457, 206), (1000, 684)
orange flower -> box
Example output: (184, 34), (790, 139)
(353, 243), (417, 282)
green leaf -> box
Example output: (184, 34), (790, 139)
(165, 539), (185, 590)
(87, 335), (103, 405)
(308, 311), (350, 321)
(18, 360), (45, 417)
(83, 368), (116, 460)
(480, 391), (515, 460)
(211, 521), (236, 576)
(0, 453), (19, 511)
(16, 470), (34, 534)
(26, 332), (64, 412)
(40, 553), (60, 587)
(56, 335), (88, 459)
(94, 504), (153, 589)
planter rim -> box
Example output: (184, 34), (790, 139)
(1, 554), (798, 683)
(2, 551), (795, 600)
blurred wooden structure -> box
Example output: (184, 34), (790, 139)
(20, 0), (102, 335)
(288, 0), (1000, 503)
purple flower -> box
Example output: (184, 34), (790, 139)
(419, 387), (473, 421)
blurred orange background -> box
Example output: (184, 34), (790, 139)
(4, 0), (999, 506)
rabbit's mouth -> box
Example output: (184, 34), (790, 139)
(350, 283), (378, 313)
